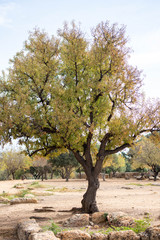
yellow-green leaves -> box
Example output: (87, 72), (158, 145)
(0, 21), (159, 160)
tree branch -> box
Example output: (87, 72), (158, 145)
(104, 143), (131, 156)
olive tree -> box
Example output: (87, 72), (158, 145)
(0, 21), (159, 212)
(131, 135), (160, 181)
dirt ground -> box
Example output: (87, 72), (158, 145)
(0, 178), (160, 239)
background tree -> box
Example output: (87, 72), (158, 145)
(0, 21), (159, 213)
(30, 155), (53, 180)
(0, 151), (32, 179)
(49, 151), (80, 181)
(104, 153), (126, 177)
(131, 135), (160, 181)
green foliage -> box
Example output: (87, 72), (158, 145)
(49, 151), (79, 181)
(0, 189), (32, 200)
(16, 189), (31, 197)
(92, 215), (151, 235)
(0, 21), (158, 159)
(43, 221), (62, 235)
(0, 151), (32, 180)
(104, 153), (126, 175)
(130, 136), (160, 180)
(133, 216), (151, 233)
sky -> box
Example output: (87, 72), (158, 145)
(0, 0), (160, 99)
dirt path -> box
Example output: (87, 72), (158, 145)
(0, 178), (160, 239)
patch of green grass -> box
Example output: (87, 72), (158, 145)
(133, 216), (151, 233)
(15, 189), (31, 198)
(43, 221), (62, 235)
(29, 181), (45, 188)
(0, 192), (10, 198)
(91, 215), (151, 235)
(46, 187), (83, 192)
(33, 191), (53, 196)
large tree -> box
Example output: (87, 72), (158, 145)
(0, 21), (159, 213)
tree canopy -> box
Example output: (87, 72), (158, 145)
(0, 151), (32, 179)
(0, 21), (159, 212)
(49, 151), (79, 181)
(131, 134), (160, 180)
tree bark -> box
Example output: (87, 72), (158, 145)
(81, 174), (100, 213)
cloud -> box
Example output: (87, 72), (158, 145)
(0, 2), (16, 27)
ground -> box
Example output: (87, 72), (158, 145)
(0, 178), (160, 239)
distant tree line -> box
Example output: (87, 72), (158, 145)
(0, 133), (159, 181)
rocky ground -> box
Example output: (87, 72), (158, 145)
(0, 178), (160, 239)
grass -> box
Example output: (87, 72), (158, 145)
(0, 189), (33, 201)
(43, 215), (151, 237)
(43, 221), (62, 235)
(16, 189), (32, 198)
(46, 186), (83, 192)
(29, 181), (46, 188)
(89, 219), (150, 235)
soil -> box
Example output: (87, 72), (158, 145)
(0, 178), (160, 239)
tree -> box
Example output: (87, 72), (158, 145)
(131, 136), (160, 181)
(49, 151), (80, 181)
(104, 153), (126, 177)
(30, 155), (53, 180)
(0, 21), (159, 213)
(0, 151), (32, 179)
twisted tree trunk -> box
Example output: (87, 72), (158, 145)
(81, 173), (100, 213)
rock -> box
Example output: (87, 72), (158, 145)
(0, 196), (10, 203)
(92, 212), (106, 224)
(15, 185), (24, 189)
(10, 197), (38, 205)
(144, 225), (160, 240)
(108, 212), (135, 227)
(149, 176), (154, 180)
(59, 230), (91, 240)
(91, 232), (108, 239)
(29, 230), (60, 240)
(0, 226), (17, 239)
(136, 176), (144, 180)
(108, 230), (140, 240)
(34, 207), (55, 212)
(63, 214), (90, 227)
(138, 232), (149, 240)
(17, 219), (41, 240)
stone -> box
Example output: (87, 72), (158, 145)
(138, 232), (149, 240)
(29, 230), (60, 240)
(91, 232), (108, 239)
(145, 225), (160, 240)
(17, 219), (41, 240)
(92, 212), (106, 224)
(108, 230), (140, 240)
(63, 214), (90, 227)
(108, 212), (135, 227)
(60, 230), (91, 240)
(10, 197), (38, 205)
(0, 196), (10, 203)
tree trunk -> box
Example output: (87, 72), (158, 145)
(81, 174), (100, 213)
(12, 172), (15, 180)
(45, 171), (47, 180)
(154, 172), (158, 181)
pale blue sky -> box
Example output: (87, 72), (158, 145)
(0, 0), (160, 98)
